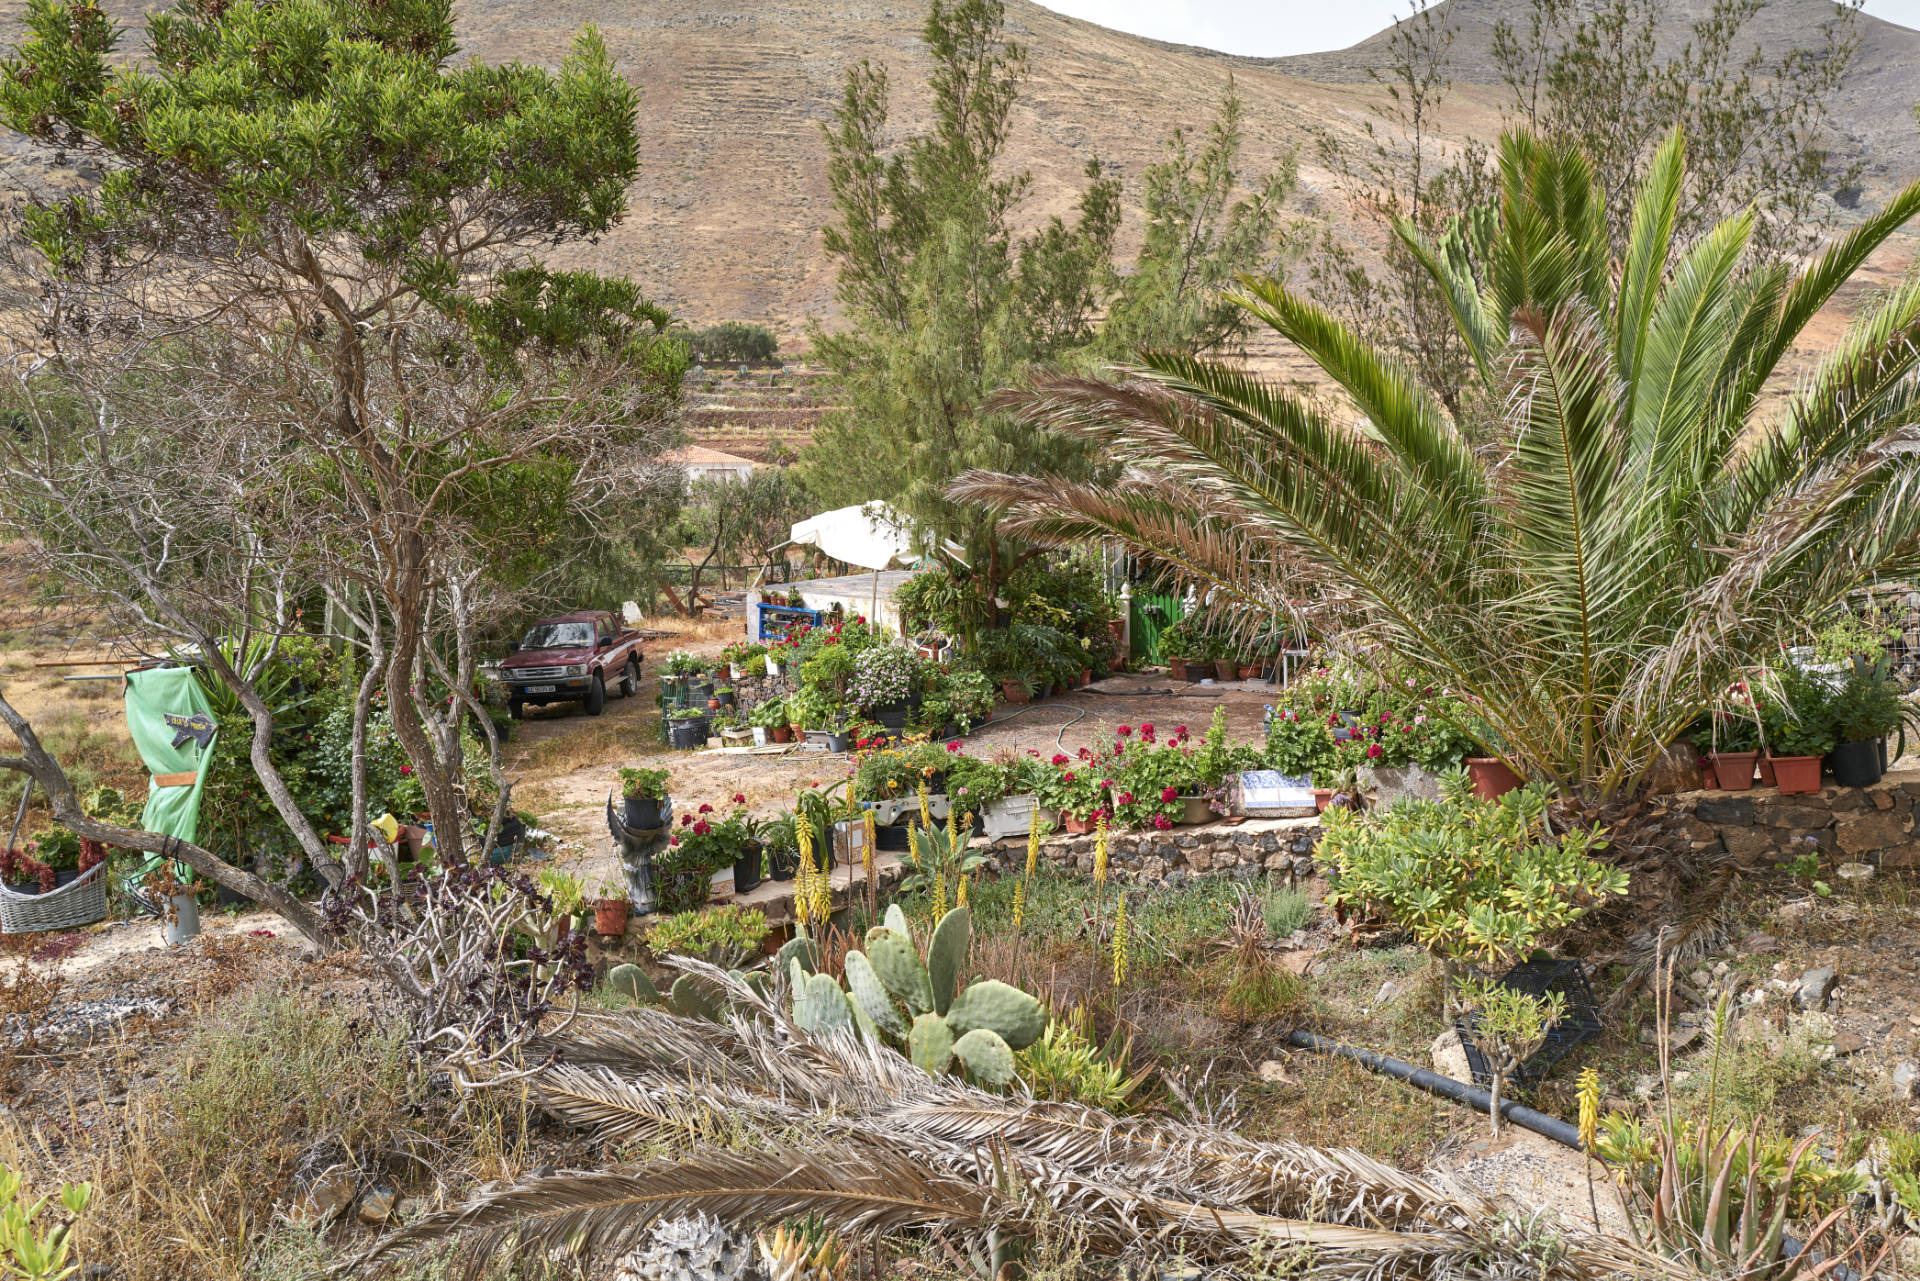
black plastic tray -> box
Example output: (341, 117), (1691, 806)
(1456, 957), (1603, 1091)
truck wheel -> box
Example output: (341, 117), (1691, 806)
(508, 698), (525, 720)
(620, 657), (640, 698)
(583, 673), (607, 716)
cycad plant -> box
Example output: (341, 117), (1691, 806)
(956, 131), (1920, 800)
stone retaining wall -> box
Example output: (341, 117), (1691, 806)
(1655, 765), (1920, 869)
(980, 817), (1325, 887)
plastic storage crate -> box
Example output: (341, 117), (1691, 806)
(1456, 957), (1603, 1091)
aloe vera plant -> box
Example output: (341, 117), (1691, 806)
(785, 906), (1044, 1086)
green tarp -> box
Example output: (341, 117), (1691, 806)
(124, 666), (218, 851)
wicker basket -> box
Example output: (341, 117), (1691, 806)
(0, 863), (109, 933)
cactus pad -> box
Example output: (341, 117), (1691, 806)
(775, 932), (818, 978)
(926, 907), (971, 1015)
(883, 904), (911, 937)
(842, 951), (907, 1037)
(951, 1028), (1016, 1086)
(944, 979), (1045, 1051)
(608, 963), (659, 1005)
(790, 964), (852, 1033)
(908, 1012), (953, 1075)
(867, 928), (934, 1014)
(667, 974), (723, 1022)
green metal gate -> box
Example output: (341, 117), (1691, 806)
(1129, 591), (1184, 662)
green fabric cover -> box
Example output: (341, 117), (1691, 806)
(124, 666), (218, 848)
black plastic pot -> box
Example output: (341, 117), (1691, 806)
(734, 846), (762, 895)
(216, 882), (254, 909)
(825, 732), (850, 753)
(716, 690), (736, 708)
(1829, 737), (1883, 787)
(623, 795), (665, 831)
(875, 824), (912, 852)
(3, 882), (37, 897)
(686, 679), (714, 703)
(53, 868), (81, 889)
(874, 704), (909, 731)
(766, 845), (799, 880)
(668, 720), (706, 750)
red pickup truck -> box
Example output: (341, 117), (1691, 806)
(498, 610), (646, 718)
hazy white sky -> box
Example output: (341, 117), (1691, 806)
(1033, 0), (1920, 57)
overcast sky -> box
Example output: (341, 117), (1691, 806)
(1032, 0), (1920, 57)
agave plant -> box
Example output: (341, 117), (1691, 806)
(956, 130), (1920, 800)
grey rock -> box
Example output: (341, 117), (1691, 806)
(290, 1165), (357, 1224)
(1431, 1027), (1472, 1082)
(1797, 967), (1838, 1011)
(1893, 1060), (1920, 1100)
(357, 1185), (400, 1224)
(1374, 980), (1404, 1007)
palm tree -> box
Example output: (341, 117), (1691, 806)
(955, 132), (1920, 800)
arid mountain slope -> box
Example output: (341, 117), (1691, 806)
(1, 0), (1917, 346)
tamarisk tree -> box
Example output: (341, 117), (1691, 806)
(0, 0), (684, 944)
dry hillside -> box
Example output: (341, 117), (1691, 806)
(2, 0), (1918, 351)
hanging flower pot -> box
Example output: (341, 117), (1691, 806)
(1706, 751), (1758, 791)
(1465, 757), (1523, 800)
(1770, 754), (1822, 795)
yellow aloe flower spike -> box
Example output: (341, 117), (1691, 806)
(1024, 805), (1040, 880)
(1011, 876), (1027, 930)
(1111, 893), (1130, 985)
(1576, 1067), (1601, 1150)
(917, 780), (931, 828)
(956, 873), (969, 908)
(933, 867), (947, 914)
(795, 817), (817, 927)
(1092, 816), (1109, 885)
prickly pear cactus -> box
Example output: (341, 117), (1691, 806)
(865, 927), (933, 1014)
(926, 908), (970, 1015)
(883, 904), (911, 936)
(908, 1012), (953, 1075)
(614, 1213), (753, 1281)
(951, 1028), (1016, 1086)
(789, 960), (851, 1033)
(775, 931), (817, 978)
(609, 963), (660, 1005)
(842, 951), (907, 1037)
(667, 974), (723, 1022)
(944, 978), (1044, 1051)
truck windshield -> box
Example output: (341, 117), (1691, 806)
(520, 622), (594, 649)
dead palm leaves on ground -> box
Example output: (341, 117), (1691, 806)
(359, 964), (1678, 1280)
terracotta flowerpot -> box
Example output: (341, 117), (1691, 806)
(1465, 757), (1523, 800)
(1079, 668), (1092, 686)
(1313, 788), (1332, 814)
(594, 898), (630, 936)
(1001, 680), (1032, 705)
(1180, 795), (1213, 825)
(1707, 751), (1758, 791)
(1213, 659), (1237, 682)
(1770, 754), (1823, 795)
(1061, 812), (1095, 835)
(1757, 754), (1776, 788)
(1238, 662), (1258, 680)
(1699, 761), (1719, 790)
(770, 724), (794, 744)
(1168, 657), (1188, 681)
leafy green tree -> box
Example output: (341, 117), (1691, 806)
(801, 0), (1119, 592)
(673, 466), (812, 606)
(1102, 79), (1297, 357)
(690, 321), (779, 364)
(957, 131), (1920, 802)
(0, 0), (681, 939)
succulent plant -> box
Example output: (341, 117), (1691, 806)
(609, 962), (660, 1005)
(783, 907), (1044, 1087)
(613, 1213), (754, 1281)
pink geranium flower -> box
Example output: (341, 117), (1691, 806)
(1160, 786), (1178, 803)
(1151, 813), (1172, 831)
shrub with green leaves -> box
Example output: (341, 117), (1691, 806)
(1319, 770), (1627, 977)
(617, 766), (670, 800)
(646, 905), (770, 966)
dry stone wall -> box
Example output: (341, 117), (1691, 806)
(979, 817), (1325, 887)
(1654, 766), (1920, 870)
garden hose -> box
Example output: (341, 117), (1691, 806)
(1282, 1029), (1853, 1280)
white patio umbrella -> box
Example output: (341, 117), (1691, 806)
(774, 502), (958, 624)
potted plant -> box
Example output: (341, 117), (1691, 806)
(668, 707), (708, 750)
(848, 644), (920, 731)
(1158, 620), (1199, 682)
(617, 766), (671, 830)
(1210, 632), (1237, 683)
(715, 685), (737, 709)
(1707, 686), (1763, 791)
(760, 813), (800, 879)
(594, 882), (631, 936)
(1464, 756), (1524, 800)
(717, 715), (752, 745)
(645, 904), (771, 967)
(33, 827), (82, 887)
(1827, 657), (1903, 786)
(1037, 761), (1107, 833)
(750, 696), (788, 745)
(1768, 717), (1832, 794)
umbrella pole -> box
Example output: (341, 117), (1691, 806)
(870, 568), (880, 629)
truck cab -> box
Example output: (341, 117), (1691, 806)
(498, 611), (645, 718)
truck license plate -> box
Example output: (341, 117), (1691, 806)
(526, 685), (557, 694)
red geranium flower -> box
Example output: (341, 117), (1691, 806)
(1051, 753), (1069, 766)
(398, 764), (413, 776)
(731, 793), (747, 805)
(1140, 722), (1154, 737)
(693, 820), (712, 835)
(698, 803), (714, 814)
(681, 814), (694, 827)
(946, 740), (961, 752)
(670, 834), (680, 846)
(1152, 813), (1173, 831)
(1101, 778), (1114, 789)
(1160, 786), (1178, 803)
(1117, 791), (1134, 805)
(1063, 772), (1076, 783)
(1366, 744), (1383, 759)
(1117, 725), (1132, 737)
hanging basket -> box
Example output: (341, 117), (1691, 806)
(0, 862), (109, 933)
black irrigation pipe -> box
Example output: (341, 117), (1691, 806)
(1284, 1029), (1855, 1281)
